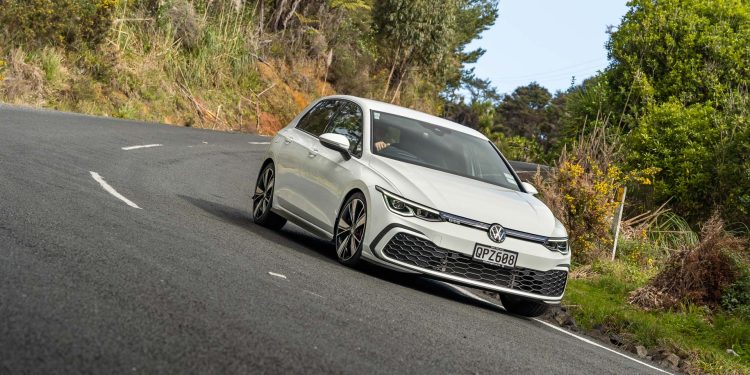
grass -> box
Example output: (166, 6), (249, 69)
(0, 2), (316, 133)
(565, 260), (750, 374)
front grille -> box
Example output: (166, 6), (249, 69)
(382, 233), (567, 297)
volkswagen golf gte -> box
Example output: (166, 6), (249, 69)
(252, 95), (570, 317)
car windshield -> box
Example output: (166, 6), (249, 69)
(370, 110), (521, 191)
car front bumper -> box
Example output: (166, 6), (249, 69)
(361, 187), (570, 303)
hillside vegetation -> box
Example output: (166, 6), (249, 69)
(2, 0), (750, 373)
(0, 0), (496, 134)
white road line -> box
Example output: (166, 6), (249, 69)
(89, 172), (142, 209)
(248, 141), (271, 145)
(121, 144), (163, 151)
(303, 290), (324, 298)
(268, 272), (287, 279)
(449, 285), (672, 375)
(533, 319), (672, 374)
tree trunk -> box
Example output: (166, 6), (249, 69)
(382, 47), (400, 101)
(391, 73), (405, 104)
(390, 53), (411, 104)
(271, 0), (288, 30)
(257, 0), (265, 39)
(281, 0), (302, 31)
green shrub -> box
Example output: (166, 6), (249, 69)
(626, 101), (719, 222)
(723, 271), (750, 321)
(494, 133), (547, 163)
(0, 0), (119, 50)
(38, 48), (64, 86)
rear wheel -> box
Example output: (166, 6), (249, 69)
(335, 192), (367, 266)
(499, 294), (549, 317)
(252, 163), (286, 230)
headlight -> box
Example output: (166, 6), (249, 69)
(376, 186), (442, 221)
(544, 239), (569, 254)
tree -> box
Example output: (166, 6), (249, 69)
(494, 82), (563, 152)
(606, 0), (750, 129)
(372, 0), (498, 103)
(372, 0), (459, 102)
(442, 0), (499, 95)
(605, 0), (750, 225)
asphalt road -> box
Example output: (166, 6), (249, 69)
(0, 105), (667, 374)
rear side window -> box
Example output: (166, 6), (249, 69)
(297, 100), (339, 136)
(326, 101), (364, 157)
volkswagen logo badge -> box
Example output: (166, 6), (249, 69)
(488, 223), (506, 243)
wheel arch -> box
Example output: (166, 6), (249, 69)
(260, 157), (274, 171)
(337, 188), (367, 217)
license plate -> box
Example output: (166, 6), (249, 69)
(473, 244), (518, 268)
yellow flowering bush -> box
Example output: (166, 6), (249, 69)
(533, 126), (660, 264)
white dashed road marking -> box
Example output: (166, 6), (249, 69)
(303, 290), (324, 298)
(121, 144), (162, 151)
(249, 141), (271, 145)
(268, 272), (287, 279)
(89, 171), (142, 209)
(449, 285), (672, 375)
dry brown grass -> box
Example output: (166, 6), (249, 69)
(630, 212), (748, 310)
(1, 48), (45, 103)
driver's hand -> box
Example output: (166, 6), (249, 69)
(375, 141), (390, 151)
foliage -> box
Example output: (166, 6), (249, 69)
(723, 271), (750, 322)
(494, 82), (563, 152)
(0, 0), (119, 49)
(607, 0), (750, 124)
(626, 101), (719, 220)
(533, 126), (659, 263)
(444, 0), (499, 92)
(631, 213), (748, 311)
(644, 212), (699, 256)
(168, 0), (203, 51)
(565, 272), (750, 374)
(558, 74), (613, 141)
(372, 0), (458, 101)
(492, 132), (547, 163)
(595, 0), (750, 226)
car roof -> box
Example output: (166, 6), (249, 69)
(321, 95), (489, 140)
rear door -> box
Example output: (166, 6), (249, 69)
(274, 100), (339, 223)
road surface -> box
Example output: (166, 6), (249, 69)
(0, 105), (667, 374)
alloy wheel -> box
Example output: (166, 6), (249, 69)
(253, 167), (274, 220)
(336, 197), (367, 261)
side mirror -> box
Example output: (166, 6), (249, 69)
(319, 133), (351, 160)
(521, 182), (538, 195)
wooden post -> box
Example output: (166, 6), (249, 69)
(611, 186), (627, 261)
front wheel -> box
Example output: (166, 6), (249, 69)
(499, 294), (549, 317)
(335, 192), (367, 266)
(252, 163), (286, 230)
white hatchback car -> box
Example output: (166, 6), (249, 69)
(253, 95), (570, 317)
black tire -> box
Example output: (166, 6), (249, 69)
(499, 294), (549, 317)
(252, 163), (286, 230)
(334, 192), (367, 266)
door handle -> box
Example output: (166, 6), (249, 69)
(283, 137), (293, 145)
(308, 148), (319, 158)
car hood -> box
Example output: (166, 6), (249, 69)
(370, 156), (558, 236)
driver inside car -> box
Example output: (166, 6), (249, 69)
(373, 124), (394, 152)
